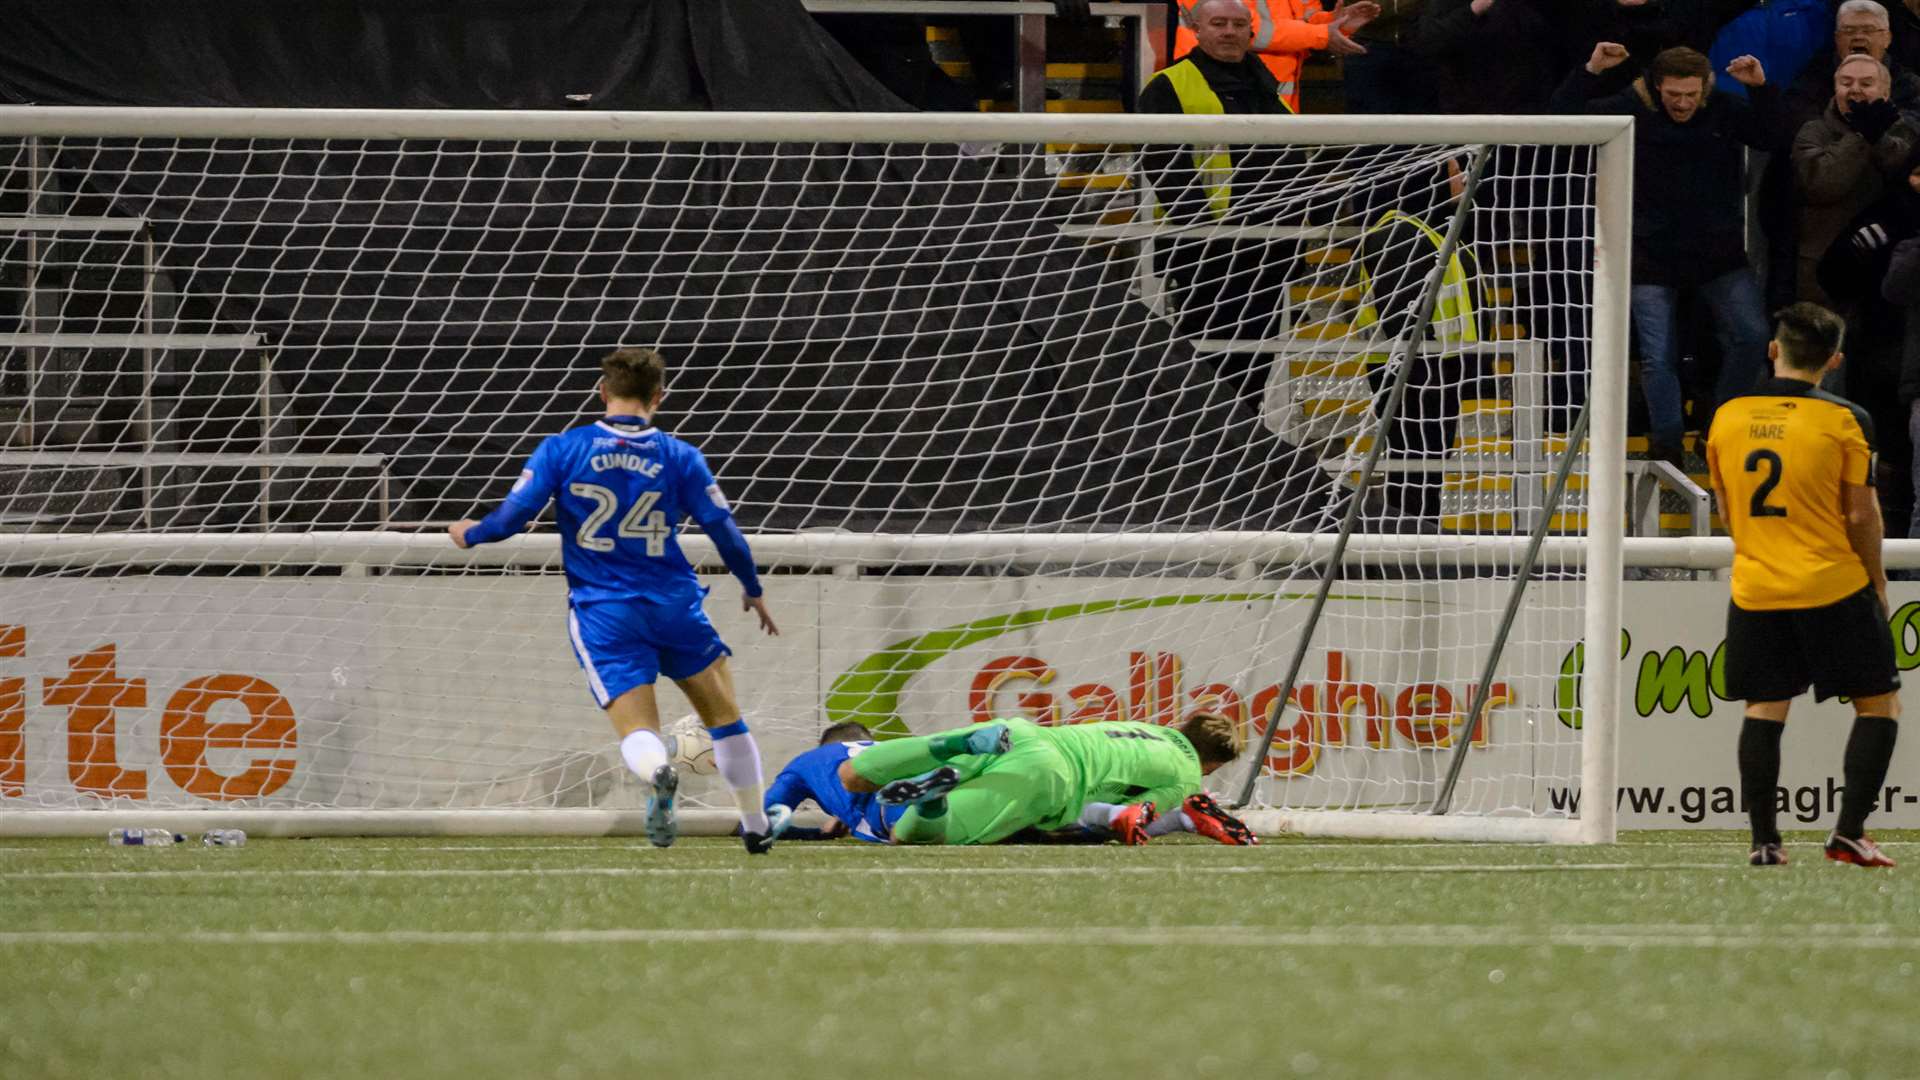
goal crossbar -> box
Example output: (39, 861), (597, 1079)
(0, 106), (1632, 148)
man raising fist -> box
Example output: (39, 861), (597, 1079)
(1553, 45), (1789, 470)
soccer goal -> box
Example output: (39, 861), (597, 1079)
(0, 107), (1631, 842)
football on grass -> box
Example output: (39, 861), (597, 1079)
(666, 715), (717, 775)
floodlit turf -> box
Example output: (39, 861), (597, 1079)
(2, 832), (1917, 1079)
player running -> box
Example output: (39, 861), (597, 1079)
(1706, 303), (1902, 868)
(450, 347), (782, 854)
(836, 712), (1246, 846)
(763, 720), (1255, 845)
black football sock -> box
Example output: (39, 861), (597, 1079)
(1738, 717), (1784, 847)
(1837, 716), (1898, 840)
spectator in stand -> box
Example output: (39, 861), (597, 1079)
(1733, 1), (1843, 311)
(1553, 44), (1789, 468)
(1787, 2), (1919, 134)
(1711, 0), (1835, 109)
(1141, 1), (1294, 135)
(1140, 0), (1302, 396)
(1570, 0), (1757, 94)
(1795, 54), (1920, 305)
(1817, 145), (1920, 535)
(1891, 0), (1920, 70)
(1170, 0), (1381, 113)
(1876, 162), (1920, 535)
(1413, 0), (1563, 114)
(1344, 1), (1437, 114)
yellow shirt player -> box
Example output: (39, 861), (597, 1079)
(1705, 302), (1901, 869)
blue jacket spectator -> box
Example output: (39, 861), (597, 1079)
(1710, 0), (1833, 101)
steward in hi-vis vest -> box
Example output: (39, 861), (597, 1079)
(1137, 0), (1304, 385)
(1138, 46), (1294, 223)
(1352, 202), (1484, 473)
(1353, 209), (1479, 348)
(1172, 0), (1347, 113)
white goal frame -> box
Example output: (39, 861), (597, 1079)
(0, 107), (1634, 842)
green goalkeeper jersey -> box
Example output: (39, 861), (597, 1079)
(1024, 719), (1204, 818)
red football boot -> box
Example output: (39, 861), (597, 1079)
(1183, 793), (1258, 846)
(1825, 833), (1896, 868)
(1110, 801), (1157, 846)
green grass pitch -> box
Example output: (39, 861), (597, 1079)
(3, 831), (1917, 1079)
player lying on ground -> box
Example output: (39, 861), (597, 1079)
(450, 346), (783, 855)
(762, 721), (904, 843)
(1706, 302), (1902, 868)
(834, 712), (1246, 845)
(762, 720), (1255, 845)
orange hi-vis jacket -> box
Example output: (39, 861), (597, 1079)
(1172, 0), (1336, 112)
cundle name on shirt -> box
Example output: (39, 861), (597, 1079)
(589, 452), (663, 478)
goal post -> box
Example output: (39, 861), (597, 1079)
(0, 107), (1632, 841)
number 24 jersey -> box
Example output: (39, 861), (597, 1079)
(1706, 377), (1875, 611)
(512, 416), (735, 605)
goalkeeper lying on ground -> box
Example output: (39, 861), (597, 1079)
(762, 719), (1254, 845)
(832, 713), (1252, 846)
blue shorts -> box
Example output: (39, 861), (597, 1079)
(565, 594), (731, 707)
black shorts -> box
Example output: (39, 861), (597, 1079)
(1723, 586), (1902, 703)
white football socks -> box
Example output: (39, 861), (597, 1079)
(1076, 802), (1121, 829)
(708, 721), (770, 835)
(1079, 803), (1190, 836)
(619, 728), (670, 785)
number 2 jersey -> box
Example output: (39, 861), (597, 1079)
(465, 414), (752, 605)
(1706, 377), (1875, 611)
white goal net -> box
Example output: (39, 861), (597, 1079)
(0, 109), (1629, 841)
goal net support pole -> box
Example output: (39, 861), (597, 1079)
(1431, 397), (1591, 815)
(1232, 142), (1491, 810)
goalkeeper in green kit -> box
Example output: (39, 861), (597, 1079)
(836, 713), (1249, 846)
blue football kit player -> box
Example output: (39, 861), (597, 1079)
(450, 347), (781, 854)
(763, 722), (906, 843)
(761, 720), (1255, 847)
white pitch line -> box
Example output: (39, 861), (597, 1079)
(1, 924), (1917, 950)
(332, 839), (1920, 853)
(4, 839), (1911, 856)
(0, 862), (1737, 881)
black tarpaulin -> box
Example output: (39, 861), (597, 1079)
(0, 0), (909, 111)
(0, 2), (1339, 536)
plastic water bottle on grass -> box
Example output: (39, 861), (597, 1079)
(201, 829), (247, 847)
(107, 828), (183, 847)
